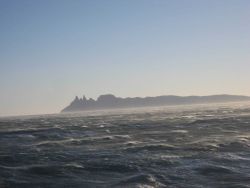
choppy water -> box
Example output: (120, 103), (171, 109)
(1, 103), (250, 188)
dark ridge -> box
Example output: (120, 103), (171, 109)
(61, 94), (250, 113)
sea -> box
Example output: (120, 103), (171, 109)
(1, 102), (250, 188)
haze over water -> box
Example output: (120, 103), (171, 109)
(1, 102), (250, 187)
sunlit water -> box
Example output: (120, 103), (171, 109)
(1, 102), (250, 188)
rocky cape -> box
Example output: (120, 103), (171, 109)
(61, 94), (250, 113)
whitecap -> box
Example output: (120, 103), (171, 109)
(170, 130), (188, 133)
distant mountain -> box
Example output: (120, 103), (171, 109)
(61, 94), (250, 113)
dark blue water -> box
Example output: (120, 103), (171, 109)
(1, 103), (250, 188)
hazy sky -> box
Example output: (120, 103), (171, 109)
(0, 0), (250, 116)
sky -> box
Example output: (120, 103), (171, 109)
(0, 0), (250, 116)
